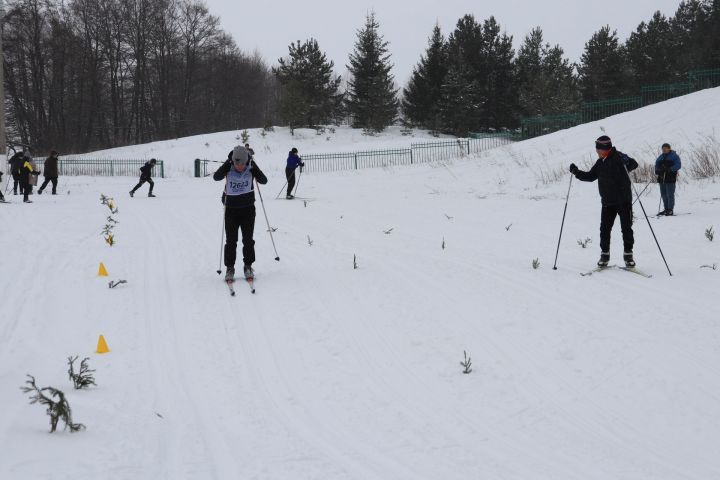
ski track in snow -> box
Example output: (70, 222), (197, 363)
(2, 89), (720, 479)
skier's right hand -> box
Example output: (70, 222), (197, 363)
(569, 163), (579, 174)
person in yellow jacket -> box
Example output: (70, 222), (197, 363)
(18, 151), (39, 203)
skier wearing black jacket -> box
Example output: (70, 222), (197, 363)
(214, 145), (268, 281)
(570, 136), (639, 267)
(130, 159), (157, 197)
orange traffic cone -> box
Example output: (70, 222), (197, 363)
(96, 335), (110, 354)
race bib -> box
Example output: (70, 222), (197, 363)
(225, 167), (253, 196)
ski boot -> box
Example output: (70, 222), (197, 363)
(286, 194), (294, 200)
(624, 252), (636, 268)
(148, 193), (156, 197)
(224, 267), (235, 282)
(129, 190), (134, 197)
(243, 265), (254, 280)
(665, 209), (673, 216)
(597, 252), (610, 267)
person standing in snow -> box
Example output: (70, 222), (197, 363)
(655, 143), (681, 216)
(0, 172), (5, 202)
(569, 135), (639, 267)
(129, 159), (157, 197)
(38, 150), (59, 195)
(214, 145), (268, 281)
(18, 150), (39, 203)
(285, 147), (304, 199)
(9, 150), (25, 195)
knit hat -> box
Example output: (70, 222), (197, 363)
(232, 146), (249, 163)
(595, 135), (612, 151)
(661, 143), (671, 149)
(291, 147), (298, 154)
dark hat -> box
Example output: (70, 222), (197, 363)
(661, 143), (671, 149)
(50, 150), (58, 156)
(150, 158), (157, 164)
(291, 147), (298, 154)
(595, 135), (612, 151)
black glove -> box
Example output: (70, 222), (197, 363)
(569, 163), (579, 174)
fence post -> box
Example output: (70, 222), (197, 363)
(410, 147), (413, 165)
(194, 159), (199, 178)
(354, 153), (357, 170)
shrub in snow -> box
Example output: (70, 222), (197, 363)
(21, 375), (85, 433)
(460, 351), (472, 374)
(706, 226), (714, 242)
(577, 237), (592, 248)
(67, 356), (96, 390)
(241, 129), (250, 144)
(532, 258), (540, 269)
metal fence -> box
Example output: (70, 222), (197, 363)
(57, 159), (165, 178)
(520, 67), (720, 139)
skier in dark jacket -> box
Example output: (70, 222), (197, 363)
(9, 151), (25, 195)
(38, 150), (59, 195)
(18, 152), (39, 203)
(570, 135), (639, 267)
(285, 147), (304, 199)
(130, 159), (157, 197)
(214, 145), (268, 281)
(654, 143), (681, 216)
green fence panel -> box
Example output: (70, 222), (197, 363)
(355, 148), (413, 169)
(581, 97), (643, 123)
(689, 68), (720, 91)
(468, 133), (517, 152)
(57, 159), (164, 178)
(641, 83), (692, 105)
(520, 114), (581, 139)
(410, 140), (469, 163)
(303, 152), (356, 173)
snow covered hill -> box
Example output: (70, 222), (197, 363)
(1, 88), (719, 480)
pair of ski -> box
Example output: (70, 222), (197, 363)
(580, 264), (652, 278)
(226, 275), (255, 296)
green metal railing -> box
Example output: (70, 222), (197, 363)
(58, 159), (165, 177)
(520, 68), (720, 139)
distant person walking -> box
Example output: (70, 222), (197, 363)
(285, 147), (304, 199)
(570, 136), (639, 267)
(38, 150), (59, 195)
(214, 145), (268, 281)
(130, 159), (157, 197)
(655, 143), (681, 216)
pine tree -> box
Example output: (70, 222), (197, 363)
(345, 13), (399, 132)
(578, 26), (632, 101)
(402, 24), (447, 131)
(625, 12), (679, 89)
(670, 0), (719, 73)
(274, 38), (342, 131)
(516, 28), (579, 116)
(480, 17), (517, 129)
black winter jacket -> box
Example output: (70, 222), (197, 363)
(213, 159), (268, 209)
(139, 162), (155, 179)
(573, 148), (639, 206)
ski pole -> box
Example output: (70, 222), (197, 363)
(552, 173), (573, 270)
(256, 180), (280, 261)
(632, 181), (652, 206)
(216, 187), (228, 275)
(292, 167), (303, 197)
(625, 165), (672, 276)
(275, 178), (288, 199)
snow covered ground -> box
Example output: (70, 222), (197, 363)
(1, 88), (719, 479)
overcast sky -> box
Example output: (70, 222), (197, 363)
(204, 0), (683, 83)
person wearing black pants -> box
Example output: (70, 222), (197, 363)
(130, 159), (157, 197)
(38, 150), (59, 195)
(9, 151), (25, 195)
(285, 147), (304, 199)
(214, 145), (268, 281)
(570, 135), (639, 267)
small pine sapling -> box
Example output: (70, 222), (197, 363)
(577, 237), (592, 248)
(21, 375), (85, 433)
(67, 356), (97, 390)
(353, 254), (358, 270)
(460, 351), (472, 374)
(532, 258), (540, 269)
(241, 129), (250, 144)
(108, 279), (128, 288)
(442, 238), (446, 250)
(383, 228), (393, 234)
(307, 235), (313, 246)
(706, 226), (714, 242)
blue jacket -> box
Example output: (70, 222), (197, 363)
(655, 151), (681, 183)
(286, 152), (304, 170)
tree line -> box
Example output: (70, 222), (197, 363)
(2, 0), (719, 153)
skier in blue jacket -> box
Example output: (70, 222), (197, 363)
(654, 143), (681, 216)
(285, 148), (304, 199)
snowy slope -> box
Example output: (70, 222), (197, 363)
(1, 89), (720, 480)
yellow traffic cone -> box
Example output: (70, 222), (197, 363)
(98, 262), (109, 276)
(96, 335), (110, 354)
